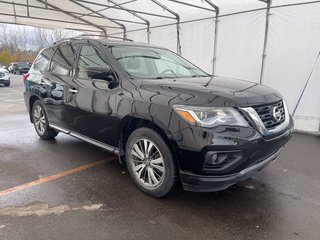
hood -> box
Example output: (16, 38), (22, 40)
(129, 76), (282, 107)
(0, 68), (9, 74)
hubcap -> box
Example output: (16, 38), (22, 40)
(130, 139), (165, 188)
(34, 105), (46, 135)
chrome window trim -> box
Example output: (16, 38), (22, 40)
(239, 100), (290, 136)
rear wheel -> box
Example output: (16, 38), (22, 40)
(125, 127), (176, 197)
(31, 100), (58, 140)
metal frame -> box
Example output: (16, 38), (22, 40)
(0, 0), (319, 78)
(259, 0), (272, 84)
(35, 0), (107, 35)
(205, 0), (220, 75)
(107, 0), (150, 43)
(72, 0), (176, 20)
(165, 0), (219, 72)
(77, 0), (137, 18)
(67, 0), (127, 38)
(150, 0), (181, 55)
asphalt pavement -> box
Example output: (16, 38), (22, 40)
(0, 75), (319, 240)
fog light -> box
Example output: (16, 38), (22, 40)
(204, 151), (242, 171)
(205, 152), (228, 165)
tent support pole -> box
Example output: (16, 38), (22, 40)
(150, 0), (181, 55)
(26, 0), (30, 17)
(77, 0), (137, 18)
(35, 0), (107, 35)
(147, 22), (150, 43)
(204, 0), (220, 75)
(259, 0), (272, 84)
(73, 0), (176, 20)
(212, 14), (219, 75)
(107, 0), (150, 42)
(68, 0), (128, 38)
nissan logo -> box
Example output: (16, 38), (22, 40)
(272, 107), (282, 122)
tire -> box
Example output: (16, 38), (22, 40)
(125, 127), (176, 197)
(31, 100), (58, 140)
(4, 81), (10, 87)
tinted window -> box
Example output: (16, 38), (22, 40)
(76, 45), (110, 79)
(17, 62), (28, 67)
(51, 43), (77, 76)
(33, 48), (55, 71)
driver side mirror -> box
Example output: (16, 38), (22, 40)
(85, 65), (118, 89)
(85, 66), (113, 81)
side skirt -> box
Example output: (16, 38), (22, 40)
(49, 123), (119, 155)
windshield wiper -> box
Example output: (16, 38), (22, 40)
(155, 76), (175, 79)
(191, 74), (210, 78)
(116, 55), (160, 60)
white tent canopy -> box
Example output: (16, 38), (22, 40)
(0, 0), (319, 134)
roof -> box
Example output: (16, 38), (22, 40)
(51, 37), (166, 49)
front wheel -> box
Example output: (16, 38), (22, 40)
(31, 100), (58, 140)
(125, 127), (176, 197)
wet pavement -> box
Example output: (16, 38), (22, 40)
(0, 75), (320, 240)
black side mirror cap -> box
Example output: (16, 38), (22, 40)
(85, 66), (112, 81)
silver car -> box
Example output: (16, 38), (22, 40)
(0, 68), (10, 87)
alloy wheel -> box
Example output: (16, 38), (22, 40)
(130, 138), (165, 188)
(34, 105), (46, 135)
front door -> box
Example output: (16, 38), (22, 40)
(64, 43), (120, 147)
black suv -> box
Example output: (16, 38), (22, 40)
(24, 38), (294, 197)
(11, 62), (30, 75)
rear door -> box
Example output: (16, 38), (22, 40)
(43, 42), (80, 128)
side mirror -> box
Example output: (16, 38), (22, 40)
(85, 66), (112, 81)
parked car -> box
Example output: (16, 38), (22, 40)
(8, 63), (15, 73)
(23, 38), (294, 197)
(0, 68), (10, 86)
(10, 62), (30, 75)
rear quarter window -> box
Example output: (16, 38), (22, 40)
(33, 48), (55, 71)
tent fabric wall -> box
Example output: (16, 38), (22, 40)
(215, 10), (265, 83)
(263, 4), (320, 133)
(179, 19), (215, 73)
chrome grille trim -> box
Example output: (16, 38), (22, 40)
(239, 100), (290, 136)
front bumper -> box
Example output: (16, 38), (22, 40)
(171, 115), (294, 192)
(0, 79), (10, 84)
(180, 147), (283, 192)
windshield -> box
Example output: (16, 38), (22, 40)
(109, 46), (209, 79)
(18, 62), (28, 67)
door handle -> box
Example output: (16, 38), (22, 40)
(69, 88), (78, 94)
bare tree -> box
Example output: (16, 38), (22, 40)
(33, 28), (80, 51)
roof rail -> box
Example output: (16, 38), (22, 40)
(53, 34), (133, 45)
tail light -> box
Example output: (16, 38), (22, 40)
(23, 73), (29, 85)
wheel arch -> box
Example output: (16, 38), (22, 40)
(117, 116), (180, 169)
(29, 95), (40, 123)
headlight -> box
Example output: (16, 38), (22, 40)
(173, 105), (249, 128)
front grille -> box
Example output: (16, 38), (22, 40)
(252, 100), (285, 129)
